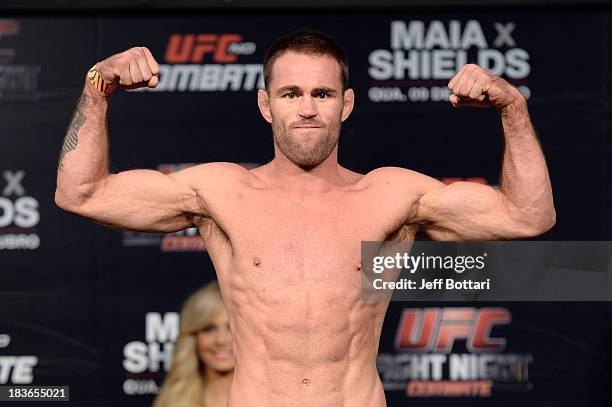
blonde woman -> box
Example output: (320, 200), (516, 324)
(153, 281), (234, 407)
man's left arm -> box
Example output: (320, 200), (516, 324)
(415, 64), (556, 240)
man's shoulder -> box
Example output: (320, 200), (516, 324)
(168, 162), (256, 188)
(361, 166), (443, 193)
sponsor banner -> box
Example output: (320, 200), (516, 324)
(367, 20), (531, 103)
(378, 307), (532, 398)
(95, 267), (215, 405)
(380, 303), (611, 405)
(0, 170), (40, 250)
(122, 312), (178, 395)
(0, 332), (38, 385)
(144, 33), (262, 92)
(0, 19), (41, 102)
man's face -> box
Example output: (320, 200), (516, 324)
(258, 51), (354, 169)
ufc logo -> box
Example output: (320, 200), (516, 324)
(165, 34), (241, 64)
(0, 20), (19, 63)
(395, 308), (510, 353)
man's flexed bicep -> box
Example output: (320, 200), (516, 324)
(55, 47), (209, 232)
(413, 63), (556, 241)
(56, 168), (203, 232)
(415, 180), (553, 241)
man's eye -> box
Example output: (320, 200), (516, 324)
(316, 92), (329, 99)
(285, 92), (297, 99)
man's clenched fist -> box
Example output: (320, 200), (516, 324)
(447, 64), (525, 109)
(96, 47), (160, 89)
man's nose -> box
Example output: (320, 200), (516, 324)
(298, 95), (317, 119)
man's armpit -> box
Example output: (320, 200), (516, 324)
(194, 215), (230, 246)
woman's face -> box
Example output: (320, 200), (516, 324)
(196, 309), (234, 374)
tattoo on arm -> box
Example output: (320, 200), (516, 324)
(59, 93), (88, 169)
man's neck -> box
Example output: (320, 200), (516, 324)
(268, 148), (346, 192)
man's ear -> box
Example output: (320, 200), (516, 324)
(341, 88), (355, 122)
(258, 89), (273, 123)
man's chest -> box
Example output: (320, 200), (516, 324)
(198, 183), (420, 272)
(219, 187), (397, 245)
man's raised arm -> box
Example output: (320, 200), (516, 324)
(55, 47), (204, 232)
(415, 64), (556, 240)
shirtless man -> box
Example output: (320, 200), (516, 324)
(55, 30), (555, 406)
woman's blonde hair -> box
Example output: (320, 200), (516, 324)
(153, 281), (226, 407)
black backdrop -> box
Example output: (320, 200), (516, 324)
(0, 8), (611, 407)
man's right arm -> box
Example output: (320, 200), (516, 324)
(55, 47), (204, 232)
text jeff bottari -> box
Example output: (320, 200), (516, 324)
(373, 278), (491, 291)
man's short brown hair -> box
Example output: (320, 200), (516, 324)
(263, 29), (349, 91)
